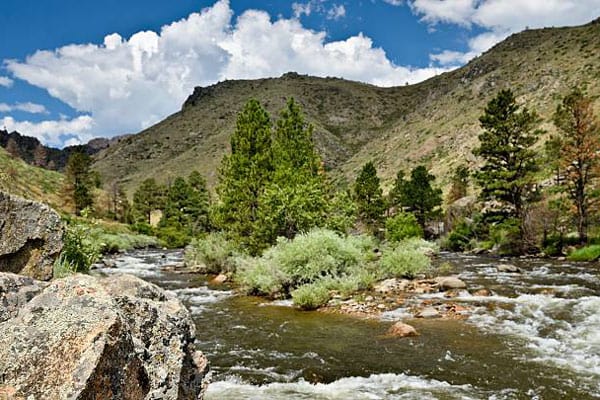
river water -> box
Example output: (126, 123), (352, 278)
(96, 250), (600, 399)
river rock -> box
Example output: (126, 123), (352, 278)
(386, 322), (419, 338)
(0, 272), (47, 323)
(496, 264), (521, 273)
(0, 191), (63, 280)
(211, 273), (228, 284)
(435, 276), (467, 291)
(416, 306), (440, 318)
(473, 288), (492, 297)
(0, 272), (209, 400)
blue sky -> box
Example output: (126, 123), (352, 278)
(1, 0), (599, 147)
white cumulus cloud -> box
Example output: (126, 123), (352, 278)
(0, 102), (48, 114)
(0, 115), (94, 147)
(419, 0), (600, 66)
(0, 76), (14, 87)
(5, 0), (447, 145)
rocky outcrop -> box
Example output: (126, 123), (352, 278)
(0, 191), (63, 280)
(0, 272), (209, 399)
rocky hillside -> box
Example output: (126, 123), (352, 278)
(92, 19), (600, 195)
(0, 147), (67, 211)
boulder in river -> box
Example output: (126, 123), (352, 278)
(435, 276), (467, 291)
(386, 322), (419, 338)
(0, 272), (209, 399)
(0, 191), (63, 280)
(496, 264), (521, 273)
(416, 306), (441, 319)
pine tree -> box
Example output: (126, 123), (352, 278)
(553, 88), (600, 243)
(64, 152), (95, 215)
(446, 165), (470, 204)
(258, 98), (327, 243)
(132, 178), (166, 224)
(354, 161), (385, 228)
(473, 89), (542, 227)
(107, 181), (130, 222)
(214, 99), (273, 253)
(187, 170), (211, 234)
(392, 165), (442, 229)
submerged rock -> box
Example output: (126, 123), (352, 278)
(386, 322), (419, 338)
(0, 191), (63, 280)
(0, 272), (209, 399)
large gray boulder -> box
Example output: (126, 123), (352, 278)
(0, 272), (209, 399)
(0, 191), (63, 280)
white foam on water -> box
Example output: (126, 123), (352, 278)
(204, 373), (494, 400)
(466, 293), (600, 392)
(172, 286), (233, 313)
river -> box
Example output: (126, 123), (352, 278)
(95, 250), (600, 399)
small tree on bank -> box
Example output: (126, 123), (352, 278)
(391, 165), (442, 230)
(64, 152), (95, 215)
(473, 89), (543, 249)
(354, 161), (385, 230)
(553, 88), (600, 244)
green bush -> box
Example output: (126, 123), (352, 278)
(95, 232), (158, 253)
(56, 223), (101, 275)
(568, 245), (600, 261)
(291, 282), (331, 310)
(185, 232), (239, 274)
(235, 229), (376, 297)
(236, 257), (290, 297)
(385, 212), (423, 242)
(489, 218), (521, 255)
(442, 219), (475, 252)
(378, 240), (432, 279)
(156, 226), (190, 248)
(131, 222), (154, 236)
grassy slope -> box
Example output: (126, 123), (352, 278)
(0, 147), (67, 211)
(93, 20), (600, 196)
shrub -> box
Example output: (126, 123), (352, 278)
(442, 219), (475, 252)
(385, 212), (423, 242)
(489, 218), (522, 255)
(131, 222), (154, 236)
(235, 257), (290, 297)
(378, 240), (432, 279)
(235, 228), (376, 297)
(156, 226), (190, 248)
(57, 223), (101, 274)
(291, 282), (331, 310)
(568, 245), (600, 261)
(185, 232), (239, 274)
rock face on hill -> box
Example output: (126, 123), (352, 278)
(0, 272), (209, 400)
(0, 191), (63, 280)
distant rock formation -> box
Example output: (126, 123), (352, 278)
(0, 191), (63, 280)
(0, 272), (209, 399)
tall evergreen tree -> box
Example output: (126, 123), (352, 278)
(132, 178), (165, 224)
(392, 165), (442, 229)
(354, 161), (385, 228)
(187, 170), (211, 234)
(214, 99), (273, 253)
(473, 89), (542, 228)
(553, 88), (600, 243)
(64, 152), (95, 215)
(258, 98), (327, 243)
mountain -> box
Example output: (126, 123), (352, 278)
(0, 129), (129, 171)
(93, 19), (600, 195)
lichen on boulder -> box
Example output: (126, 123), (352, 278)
(0, 191), (63, 280)
(0, 272), (209, 399)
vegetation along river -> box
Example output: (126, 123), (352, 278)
(95, 250), (600, 399)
